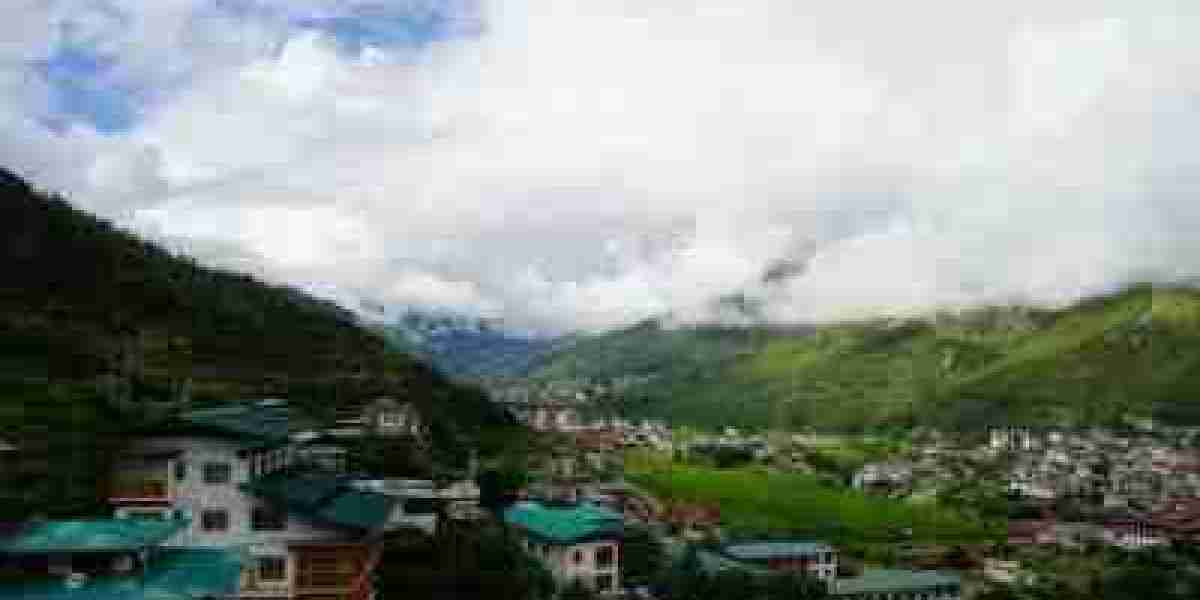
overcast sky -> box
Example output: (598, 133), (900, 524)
(3, 0), (1200, 333)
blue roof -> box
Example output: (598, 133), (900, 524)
(176, 401), (298, 442)
(240, 472), (399, 532)
(503, 501), (623, 545)
(0, 549), (241, 599)
(0, 520), (187, 554)
(832, 569), (961, 596)
(722, 541), (834, 561)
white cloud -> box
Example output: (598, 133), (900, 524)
(5, 0), (1200, 332)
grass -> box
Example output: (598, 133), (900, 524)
(624, 455), (1002, 547)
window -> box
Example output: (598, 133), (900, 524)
(174, 461), (187, 481)
(201, 509), (229, 532)
(202, 462), (231, 484)
(572, 550), (584, 565)
(252, 505), (286, 531)
(257, 556), (287, 582)
(379, 412), (404, 428)
(126, 510), (165, 521)
(404, 498), (437, 515)
(595, 574), (614, 592)
(595, 546), (614, 568)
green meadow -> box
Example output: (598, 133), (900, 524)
(625, 456), (1001, 548)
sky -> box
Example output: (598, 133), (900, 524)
(3, 0), (1200, 333)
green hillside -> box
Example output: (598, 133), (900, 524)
(533, 285), (1200, 431)
(0, 169), (499, 517)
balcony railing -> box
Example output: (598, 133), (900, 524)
(109, 479), (169, 500)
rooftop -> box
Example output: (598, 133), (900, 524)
(721, 541), (835, 562)
(241, 472), (398, 533)
(0, 520), (187, 554)
(168, 399), (316, 447)
(0, 548), (241, 599)
(503, 501), (623, 545)
(833, 569), (960, 596)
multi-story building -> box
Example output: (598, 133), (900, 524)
(504, 500), (623, 595)
(106, 399), (412, 600)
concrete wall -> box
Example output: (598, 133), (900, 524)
(525, 539), (620, 594)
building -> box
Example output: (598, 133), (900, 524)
(0, 519), (242, 599)
(106, 399), (414, 600)
(504, 500), (623, 594)
(358, 398), (428, 441)
(717, 541), (838, 583)
(662, 502), (721, 541)
(852, 462), (913, 496)
(326, 397), (429, 444)
(831, 569), (961, 600)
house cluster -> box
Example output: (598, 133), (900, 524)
(0, 397), (477, 600)
(990, 426), (1200, 549)
(685, 428), (771, 463)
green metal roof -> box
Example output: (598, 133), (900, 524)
(0, 520), (187, 554)
(0, 549), (241, 599)
(722, 541), (834, 561)
(832, 569), (961, 596)
(175, 401), (300, 444)
(318, 491), (396, 531)
(241, 472), (397, 532)
(503, 501), (623, 545)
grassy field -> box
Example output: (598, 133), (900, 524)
(625, 453), (1001, 549)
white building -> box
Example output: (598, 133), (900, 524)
(108, 400), (412, 600)
(504, 500), (623, 594)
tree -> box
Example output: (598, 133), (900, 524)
(622, 524), (666, 586)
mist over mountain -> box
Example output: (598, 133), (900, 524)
(377, 308), (561, 379)
(533, 284), (1200, 431)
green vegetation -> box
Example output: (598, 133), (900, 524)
(376, 519), (555, 600)
(0, 168), (502, 517)
(536, 284), (1200, 430)
(625, 460), (1001, 548)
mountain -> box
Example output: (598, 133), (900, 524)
(0, 168), (499, 516)
(377, 309), (560, 379)
(531, 285), (1200, 431)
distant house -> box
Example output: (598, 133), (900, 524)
(1007, 518), (1059, 546)
(504, 500), (623, 595)
(1101, 517), (1165, 549)
(1149, 498), (1200, 543)
(360, 397), (428, 442)
(830, 569), (962, 600)
(493, 389), (584, 433)
(852, 462), (913, 495)
(662, 502), (721, 541)
(718, 541), (838, 582)
(105, 399), (414, 600)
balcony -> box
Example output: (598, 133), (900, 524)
(109, 477), (170, 502)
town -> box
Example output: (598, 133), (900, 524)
(8, 378), (1199, 599)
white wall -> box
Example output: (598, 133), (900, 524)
(120, 436), (353, 549)
(526, 539), (620, 594)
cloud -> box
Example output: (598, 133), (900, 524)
(4, 0), (1200, 332)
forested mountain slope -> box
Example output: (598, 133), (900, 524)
(533, 285), (1200, 431)
(0, 168), (498, 516)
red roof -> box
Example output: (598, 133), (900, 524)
(664, 502), (721, 525)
